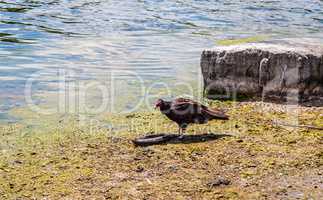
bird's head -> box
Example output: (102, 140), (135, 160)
(154, 99), (164, 109)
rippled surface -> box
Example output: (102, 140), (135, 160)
(0, 0), (323, 121)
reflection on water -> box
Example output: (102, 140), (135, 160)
(0, 0), (323, 122)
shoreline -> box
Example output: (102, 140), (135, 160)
(0, 101), (322, 199)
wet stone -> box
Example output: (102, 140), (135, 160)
(207, 177), (231, 187)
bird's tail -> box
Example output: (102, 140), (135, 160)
(202, 108), (229, 120)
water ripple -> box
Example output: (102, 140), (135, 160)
(0, 0), (323, 116)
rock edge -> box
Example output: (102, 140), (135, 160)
(201, 42), (323, 106)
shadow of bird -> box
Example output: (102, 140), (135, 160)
(133, 133), (232, 147)
(155, 98), (229, 134)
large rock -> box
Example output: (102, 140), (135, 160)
(201, 42), (323, 105)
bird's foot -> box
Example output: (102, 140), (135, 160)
(178, 135), (184, 140)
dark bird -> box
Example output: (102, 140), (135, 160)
(155, 98), (229, 134)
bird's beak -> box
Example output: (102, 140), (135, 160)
(154, 103), (159, 109)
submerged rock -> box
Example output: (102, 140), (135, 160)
(201, 41), (323, 105)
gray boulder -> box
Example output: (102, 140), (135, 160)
(201, 42), (323, 105)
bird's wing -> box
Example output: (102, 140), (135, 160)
(202, 107), (229, 120)
(171, 98), (205, 112)
(171, 101), (191, 111)
(174, 98), (198, 104)
(174, 98), (207, 108)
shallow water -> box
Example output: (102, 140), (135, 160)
(0, 0), (323, 122)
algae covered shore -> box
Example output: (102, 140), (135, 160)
(0, 101), (322, 199)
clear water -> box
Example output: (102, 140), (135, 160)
(0, 0), (323, 122)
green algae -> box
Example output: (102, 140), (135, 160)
(217, 35), (269, 46)
(0, 101), (322, 199)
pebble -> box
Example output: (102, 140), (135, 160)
(207, 177), (231, 187)
(135, 166), (144, 173)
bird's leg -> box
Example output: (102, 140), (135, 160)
(180, 123), (187, 135)
(178, 124), (187, 139)
(178, 127), (184, 139)
(178, 126), (182, 135)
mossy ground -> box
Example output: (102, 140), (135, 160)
(0, 101), (322, 199)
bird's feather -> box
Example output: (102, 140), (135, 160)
(202, 108), (229, 120)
